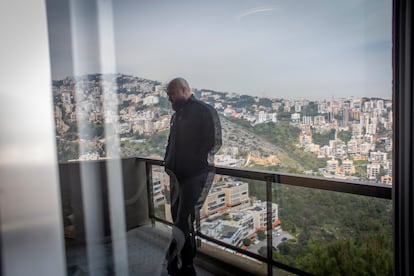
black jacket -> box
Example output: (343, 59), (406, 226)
(164, 95), (222, 180)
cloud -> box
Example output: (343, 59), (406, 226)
(236, 5), (280, 21)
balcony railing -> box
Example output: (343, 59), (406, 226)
(59, 157), (392, 275)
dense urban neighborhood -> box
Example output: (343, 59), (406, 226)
(53, 73), (393, 183)
(53, 74), (393, 274)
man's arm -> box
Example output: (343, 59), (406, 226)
(200, 106), (222, 159)
(164, 114), (176, 170)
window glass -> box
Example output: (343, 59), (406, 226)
(49, 0), (392, 184)
(46, 1), (393, 274)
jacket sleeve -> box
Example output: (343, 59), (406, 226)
(200, 106), (222, 161)
(164, 114), (175, 170)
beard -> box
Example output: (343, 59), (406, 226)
(171, 98), (186, 111)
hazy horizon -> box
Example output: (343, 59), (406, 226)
(47, 0), (392, 101)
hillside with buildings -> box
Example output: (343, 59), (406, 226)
(52, 73), (393, 275)
(53, 73), (393, 184)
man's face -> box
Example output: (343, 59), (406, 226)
(167, 84), (187, 111)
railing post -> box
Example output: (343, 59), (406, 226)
(393, 1), (414, 274)
(266, 175), (273, 276)
(195, 208), (202, 247)
(145, 162), (156, 226)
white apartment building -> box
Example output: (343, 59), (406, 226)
(224, 181), (250, 208)
(246, 201), (279, 231)
(151, 166), (170, 191)
(385, 160), (393, 176)
(200, 221), (222, 238)
(228, 211), (255, 239)
(304, 143), (320, 153)
(257, 111), (267, 124)
(256, 111), (277, 124)
(152, 180), (164, 206)
(314, 115), (326, 126)
(326, 158), (339, 174)
(352, 124), (363, 139)
(318, 102), (328, 113)
(214, 154), (245, 167)
(366, 123), (377, 135)
(200, 91), (212, 98)
(201, 213), (254, 246)
(360, 113), (370, 129)
(272, 102), (281, 111)
(201, 188), (226, 217)
(342, 159), (355, 175)
(268, 113), (277, 123)
(335, 144), (347, 159)
(377, 100), (385, 110)
(118, 122), (131, 134)
(362, 101), (371, 112)
(214, 102), (224, 110)
(367, 163), (381, 180)
(61, 92), (72, 104)
(360, 142), (374, 158)
(364, 134), (374, 144)
(385, 138), (393, 152)
(302, 116), (313, 126)
(318, 145), (333, 158)
(220, 224), (243, 247)
(347, 139), (359, 155)
(223, 106), (234, 117)
(143, 95), (159, 106)
(370, 151), (388, 164)
(291, 113), (301, 124)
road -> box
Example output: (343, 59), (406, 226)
(247, 229), (294, 255)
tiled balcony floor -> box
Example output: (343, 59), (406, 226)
(65, 222), (222, 275)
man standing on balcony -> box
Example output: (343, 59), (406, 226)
(164, 77), (222, 275)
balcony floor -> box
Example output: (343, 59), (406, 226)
(65, 222), (247, 275)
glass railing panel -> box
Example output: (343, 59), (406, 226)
(147, 159), (392, 275)
(272, 182), (392, 275)
(199, 174), (270, 259)
(150, 165), (171, 223)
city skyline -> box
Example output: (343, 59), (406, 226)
(48, 0), (392, 100)
(53, 74), (393, 184)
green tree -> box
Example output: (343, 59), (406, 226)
(274, 183), (392, 275)
(257, 230), (266, 240)
(258, 98), (272, 108)
(118, 100), (132, 110)
(301, 102), (319, 116)
(243, 238), (252, 246)
(278, 111), (292, 121)
(337, 130), (352, 144)
(230, 95), (255, 108)
(312, 129), (335, 146)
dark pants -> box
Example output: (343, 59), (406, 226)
(166, 168), (215, 275)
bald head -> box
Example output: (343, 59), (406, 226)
(167, 78), (192, 111)
(168, 77), (190, 90)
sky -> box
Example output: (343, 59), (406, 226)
(47, 0), (392, 100)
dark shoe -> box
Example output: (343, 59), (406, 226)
(167, 263), (179, 276)
(166, 240), (179, 275)
(178, 265), (196, 276)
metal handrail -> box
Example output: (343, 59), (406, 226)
(56, 157), (391, 275)
(141, 156), (392, 275)
(139, 156), (392, 199)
